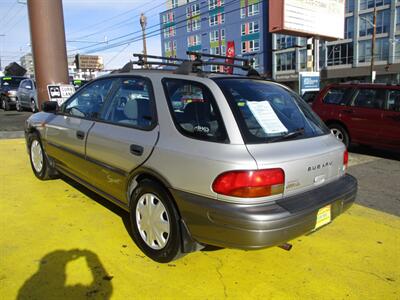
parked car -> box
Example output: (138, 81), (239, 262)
(16, 78), (38, 112)
(0, 76), (26, 110)
(312, 83), (400, 151)
(302, 90), (319, 105)
(24, 68), (357, 263)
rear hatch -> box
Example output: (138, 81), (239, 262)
(246, 134), (345, 196)
(214, 77), (346, 196)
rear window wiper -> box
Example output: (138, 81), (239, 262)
(268, 128), (304, 143)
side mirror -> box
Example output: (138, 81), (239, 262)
(42, 101), (58, 113)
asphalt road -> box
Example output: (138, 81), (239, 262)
(0, 109), (31, 131)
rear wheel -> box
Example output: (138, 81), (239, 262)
(130, 180), (182, 263)
(329, 123), (350, 148)
(2, 98), (10, 111)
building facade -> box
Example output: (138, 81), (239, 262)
(273, 0), (400, 90)
(20, 53), (35, 77)
(160, 0), (272, 74)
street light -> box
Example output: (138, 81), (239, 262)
(360, 6), (377, 83)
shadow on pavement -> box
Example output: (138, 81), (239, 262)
(349, 145), (400, 161)
(17, 249), (113, 300)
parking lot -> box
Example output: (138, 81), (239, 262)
(0, 136), (399, 299)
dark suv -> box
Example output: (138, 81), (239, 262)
(312, 83), (400, 151)
(1, 76), (27, 110)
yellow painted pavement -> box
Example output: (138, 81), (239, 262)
(0, 139), (399, 300)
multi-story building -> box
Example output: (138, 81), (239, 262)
(20, 53), (35, 77)
(160, 0), (272, 74)
(273, 0), (400, 90)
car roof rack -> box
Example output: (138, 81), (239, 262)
(120, 53), (260, 77)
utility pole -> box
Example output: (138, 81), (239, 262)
(0, 34), (5, 72)
(27, 0), (69, 110)
(370, 5), (377, 83)
(140, 13), (148, 68)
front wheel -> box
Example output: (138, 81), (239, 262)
(2, 98), (10, 111)
(130, 180), (182, 263)
(329, 124), (350, 148)
(29, 133), (56, 180)
(31, 99), (38, 113)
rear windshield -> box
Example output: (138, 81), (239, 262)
(214, 78), (329, 144)
(1, 77), (24, 89)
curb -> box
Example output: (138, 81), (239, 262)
(0, 131), (25, 139)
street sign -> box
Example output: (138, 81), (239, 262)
(47, 84), (75, 105)
(299, 72), (320, 95)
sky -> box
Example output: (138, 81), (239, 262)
(0, 0), (166, 70)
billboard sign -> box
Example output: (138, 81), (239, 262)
(269, 0), (345, 40)
(299, 72), (320, 95)
(76, 54), (104, 70)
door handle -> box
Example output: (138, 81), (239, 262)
(76, 130), (85, 140)
(130, 144), (144, 156)
(340, 109), (354, 114)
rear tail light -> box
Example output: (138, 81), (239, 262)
(212, 168), (285, 198)
(343, 150), (349, 171)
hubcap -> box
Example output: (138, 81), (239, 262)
(136, 193), (170, 250)
(331, 128), (344, 142)
(31, 140), (43, 173)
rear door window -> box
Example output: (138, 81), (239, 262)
(387, 90), (400, 112)
(162, 78), (228, 142)
(352, 88), (386, 109)
(323, 88), (353, 105)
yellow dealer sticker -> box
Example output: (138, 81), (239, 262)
(315, 205), (331, 230)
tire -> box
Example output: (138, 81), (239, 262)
(3, 98), (10, 111)
(329, 123), (350, 148)
(28, 133), (56, 180)
(16, 99), (23, 112)
(31, 99), (37, 113)
(130, 180), (182, 263)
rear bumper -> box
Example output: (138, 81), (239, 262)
(171, 174), (357, 249)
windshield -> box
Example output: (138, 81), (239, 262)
(214, 78), (329, 144)
(1, 77), (24, 89)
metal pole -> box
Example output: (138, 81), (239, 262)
(0, 34), (5, 71)
(370, 5), (377, 83)
(27, 0), (69, 110)
(140, 13), (148, 68)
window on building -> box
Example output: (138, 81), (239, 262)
(171, 0), (179, 8)
(359, 10), (390, 36)
(358, 38), (389, 62)
(164, 40), (177, 53)
(359, 0), (390, 10)
(299, 49), (307, 70)
(162, 12), (175, 38)
(346, 0), (355, 13)
(276, 34), (297, 50)
(345, 17), (354, 39)
(241, 21), (259, 36)
(276, 51), (296, 71)
(188, 35), (201, 47)
(209, 0), (224, 10)
(241, 40), (260, 53)
(327, 42), (354, 66)
(186, 3), (200, 17)
(240, 3), (259, 18)
(397, 7), (400, 32)
(187, 18), (201, 32)
(209, 13), (224, 26)
(210, 29), (225, 42)
(395, 36), (400, 61)
(210, 45), (226, 55)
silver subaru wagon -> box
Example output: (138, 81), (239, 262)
(25, 67), (357, 262)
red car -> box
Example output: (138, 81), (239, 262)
(312, 83), (400, 151)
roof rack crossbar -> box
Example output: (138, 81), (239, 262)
(186, 51), (249, 62)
